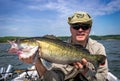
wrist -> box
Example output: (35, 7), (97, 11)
(34, 58), (43, 66)
(34, 58), (46, 76)
(81, 66), (89, 75)
(82, 67), (96, 79)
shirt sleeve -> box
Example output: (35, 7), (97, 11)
(85, 43), (108, 81)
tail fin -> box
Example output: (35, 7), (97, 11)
(97, 55), (106, 65)
(91, 55), (106, 71)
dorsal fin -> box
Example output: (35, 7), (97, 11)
(43, 35), (60, 40)
(73, 44), (90, 54)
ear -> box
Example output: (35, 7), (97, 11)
(88, 27), (92, 34)
(70, 26), (73, 33)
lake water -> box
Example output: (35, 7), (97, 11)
(0, 40), (120, 79)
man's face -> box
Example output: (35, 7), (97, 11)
(70, 23), (91, 42)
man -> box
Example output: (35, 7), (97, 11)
(19, 12), (108, 81)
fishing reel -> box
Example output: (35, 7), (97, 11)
(0, 65), (39, 81)
(19, 68), (39, 81)
(0, 64), (13, 81)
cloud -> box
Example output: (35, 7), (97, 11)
(27, 0), (71, 14)
(0, 0), (120, 36)
(1, 0), (120, 18)
(27, 0), (120, 16)
(103, 0), (120, 14)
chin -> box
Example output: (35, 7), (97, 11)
(76, 36), (86, 41)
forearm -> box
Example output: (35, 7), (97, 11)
(35, 59), (46, 77)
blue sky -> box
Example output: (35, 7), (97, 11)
(0, 0), (120, 37)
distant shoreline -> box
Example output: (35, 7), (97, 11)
(0, 35), (120, 43)
(59, 35), (120, 41)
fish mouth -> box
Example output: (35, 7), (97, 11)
(8, 48), (19, 54)
(16, 50), (23, 55)
(18, 46), (39, 58)
(8, 48), (23, 55)
(19, 46), (38, 54)
(8, 45), (38, 55)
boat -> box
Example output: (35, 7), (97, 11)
(12, 66), (39, 81)
(0, 65), (39, 81)
(107, 72), (120, 81)
(12, 70), (120, 81)
(0, 65), (120, 81)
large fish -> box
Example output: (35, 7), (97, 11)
(8, 35), (106, 69)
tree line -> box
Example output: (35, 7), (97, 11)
(58, 35), (120, 41)
(0, 35), (120, 43)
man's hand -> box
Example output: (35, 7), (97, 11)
(73, 58), (87, 69)
(19, 53), (47, 76)
(73, 58), (89, 75)
(19, 54), (34, 64)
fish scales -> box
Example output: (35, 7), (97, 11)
(34, 37), (96, 64)
(8, 35), (106, 69)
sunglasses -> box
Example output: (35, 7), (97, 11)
(71, 24), (91, 30)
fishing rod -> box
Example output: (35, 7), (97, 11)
(0, 69), (36, 74)
(0, 64), (37, 81)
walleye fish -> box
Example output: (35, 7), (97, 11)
(8, 35), (106, 69)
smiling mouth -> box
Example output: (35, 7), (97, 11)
(77, 33), (85, 36)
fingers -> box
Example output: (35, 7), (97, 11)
(73, 62), (83, 69)
(19, 55), (34, 64)
(81, 58), (87, 65)
(73, 58), (89, 76)
(73, 58), (88, 69)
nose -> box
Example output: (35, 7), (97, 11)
(78, 27), (83, 31)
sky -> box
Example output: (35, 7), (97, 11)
(0, 0), (120, 37)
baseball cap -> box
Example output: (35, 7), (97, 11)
(68, 12), (92, 26)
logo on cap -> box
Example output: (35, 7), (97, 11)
(76, 14), (84, 18)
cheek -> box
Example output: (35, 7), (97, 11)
(85, 29), (91, 35)
(70, 27), (76, 35)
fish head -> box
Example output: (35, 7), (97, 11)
(8, 38), (39, 56)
